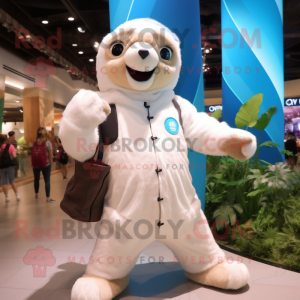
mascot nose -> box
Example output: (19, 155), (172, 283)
(138, 50), (149, 60)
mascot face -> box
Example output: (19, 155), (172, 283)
(97, 19), (181, 92)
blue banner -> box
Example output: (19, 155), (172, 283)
(222, 0), (284, 164)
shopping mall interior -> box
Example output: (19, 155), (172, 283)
(0, 0), (300, 300)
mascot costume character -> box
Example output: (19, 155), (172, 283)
(59, 18), (257, 300)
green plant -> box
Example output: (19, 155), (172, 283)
(205, 93), (300, 269)
(205, 93), (290, 227)
(210, 109), (222, 120)
(235, 93), (263, 130)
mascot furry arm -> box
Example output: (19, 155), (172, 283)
(60, 91), (256, 162)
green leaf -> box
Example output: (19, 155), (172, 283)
(216, 179), (246, 186)
(210, 109), (222, 120)
(235, 93), (263, 128)
(263, 162), (299, 193)
(233, 204), (243, 214)
(254, 106), (277, 130)
(247, 189), (265, 197)
(281, 149), (294, 157)
(258, 159), (272, 165)
(259, 141), (280, 149)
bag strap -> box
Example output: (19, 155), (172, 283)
(94, 101), (182, 161)
(172, 99), (183, 129)
(3, 143), (12, 160)
(97, 104), (118, 160)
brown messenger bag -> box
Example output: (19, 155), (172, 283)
(60, 104), (118, 222)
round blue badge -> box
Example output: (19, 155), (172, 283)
(165, 117), (179, 135)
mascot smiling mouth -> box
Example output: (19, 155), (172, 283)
(126, 65), (156, 82)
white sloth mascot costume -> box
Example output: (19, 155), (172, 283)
(59, 18), (256, 300)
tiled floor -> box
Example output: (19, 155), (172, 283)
(0, 170), (300, 300)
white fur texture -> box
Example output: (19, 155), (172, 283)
(176, 96), (257, 158)
(225, 261), (249, 290)
(58, 89), (108, 162)
(224, 128), (257, 159)
(241, 133), (257, 159)
(71, 277), (100, 300)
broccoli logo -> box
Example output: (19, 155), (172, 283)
(23, 246), (56, 277)
(24, 57), (57, 88)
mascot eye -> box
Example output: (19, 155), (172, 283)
(160, 47), (172, 60)
(110, 42), (124, 56)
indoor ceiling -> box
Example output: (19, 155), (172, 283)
(0, 0), (299, 90)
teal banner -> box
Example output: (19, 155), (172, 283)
(222, 0), (284, 164)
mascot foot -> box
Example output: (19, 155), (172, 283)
(186, 261), (249, 290)
(71, 274), (129, 300)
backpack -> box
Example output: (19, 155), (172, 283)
(31, 141), (48, 168)
(59, 149), (69, 164)
(0, 144), (13, 169)
(60, 100), (182, 222)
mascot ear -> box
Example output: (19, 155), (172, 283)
(172, 33), (180, 44)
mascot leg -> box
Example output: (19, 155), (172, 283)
(185, 260), (249, 290)
(71, 274), (129, 300)
(71, 220), (153, 300)
(163, 209), (249, 290)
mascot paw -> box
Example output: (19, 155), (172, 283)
(220, 130), (257, 161)
(71, 274), (129, 300)
(186, 261), (249, 290)
(64, 89), (110, 129)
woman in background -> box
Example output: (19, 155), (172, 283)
(55, 136), (69, 180)
(0, 134), (20, 201)
(32, 128), (55, 203)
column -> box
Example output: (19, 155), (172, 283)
(222, 0), (284, 164)
(23, 88), (54, 145)
(109, 0), (207, 206)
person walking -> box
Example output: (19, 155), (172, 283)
(0, 134), (20, 201)
(8, 131), (19, 178)
(31, 127), (55, 203)
(55, 137), (69, 180)
(7, 131), (17, 149)
(285, 132), (298, 170)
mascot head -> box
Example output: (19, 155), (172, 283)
(96, 18), (181, 93)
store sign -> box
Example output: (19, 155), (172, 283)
(205, 105), (223, 113)
(284, 98), (300, 107)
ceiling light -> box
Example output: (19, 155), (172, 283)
(42, 20), (48, 24)
(205, 49), (210, 53)
(5, 82), (24, 90)
(68, 17), (75, 21)
(16, 100), (19, 103)
(89, 59), (94, 62)
(72, 44), (77, 47)
(78, 27), (85, 33)
(78, 51), (83, 54)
